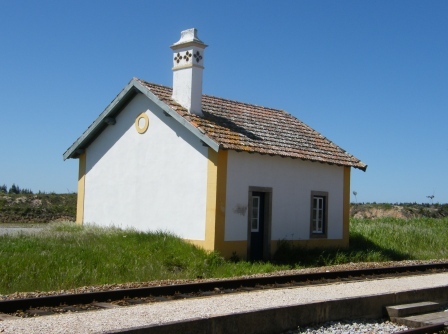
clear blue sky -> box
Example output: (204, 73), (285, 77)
(1, 1), (447, 204)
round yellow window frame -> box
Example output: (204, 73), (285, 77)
(135, 113), (149, 134)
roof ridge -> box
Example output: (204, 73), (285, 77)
(136, 79), (169, 89)
(202, 93), (284, 113)
(137, 78), (285, 113)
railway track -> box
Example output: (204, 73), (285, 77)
(1, 262), (448, 318)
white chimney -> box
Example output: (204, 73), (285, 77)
(171, 28), (207, 116)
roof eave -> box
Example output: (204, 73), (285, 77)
(221, 145), (367, 171)
(63, 80), (139, 160)
(355, 163), (368, 172)
(63, 79), (219, 160)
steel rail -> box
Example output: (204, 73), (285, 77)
(1, 262), (447, 314)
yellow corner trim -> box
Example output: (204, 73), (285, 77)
(76, 152), (86, 225)
(135, 112), (149, 134)
(204, 149), (228, 253)
(204, 148), (218, 251)
(342, 166), (351, 246)
(214, 150), (228, 252)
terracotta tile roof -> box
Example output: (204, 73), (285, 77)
(139, 79), (367, 171)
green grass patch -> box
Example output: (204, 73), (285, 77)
(0, 223), (286, 294)
(0, 217), (447, 294)
(350, 217), (448, 260)
(273, 217), (448, 266)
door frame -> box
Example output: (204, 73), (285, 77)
(247, 186), (272, 261)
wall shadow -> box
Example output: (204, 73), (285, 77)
(270, 233), (412, 267)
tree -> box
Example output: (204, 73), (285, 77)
(8, 184), (20, 194)
(0, 184), (7, 193)
(21, 188), (33, 194)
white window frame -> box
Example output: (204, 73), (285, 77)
(310, 191), (328, 238)
(251, 196), (260, 232)
(312, 196), (325, 233)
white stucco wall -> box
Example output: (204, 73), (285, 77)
(225, 151), (345, 241)
(83, 93), (208, 239)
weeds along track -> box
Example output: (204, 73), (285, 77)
(1, 262), (448, 318)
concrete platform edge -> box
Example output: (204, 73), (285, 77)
(107, 285), (448, 334)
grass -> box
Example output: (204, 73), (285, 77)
(0, 217), (447, 295)
(0, 223), (287, 294)
(350, 217), (448, 260)
(274, 217), (448, 266)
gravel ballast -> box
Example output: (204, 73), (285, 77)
(284, 319), (409, 334)
(1, 272), (448, 334)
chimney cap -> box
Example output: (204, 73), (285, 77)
(171, 28), (207, 49)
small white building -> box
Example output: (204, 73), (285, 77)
(64, 29), (367, 260)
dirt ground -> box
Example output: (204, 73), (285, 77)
(0, 224), (45, 235)
(350, 203), (447, 219)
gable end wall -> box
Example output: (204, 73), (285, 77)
(80, 94), (209, 239)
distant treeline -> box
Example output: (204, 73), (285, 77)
(0, 184), (34, 194)
(352, 202), (446, 207)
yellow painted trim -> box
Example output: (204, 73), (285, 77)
(270, 239), (348, 255)
(342, 166), (351, 247)
(203, 148), (229, 254)
(185, 239), (207, 249)
(214, 150), (228, 252)
(216, 241), (247, 260)
(76, 152), (86, 225)
(186, 240), (248, 260)
(135, 112), (149, 134)
(204, 148), (218, 251)
(193, 238), (346, 260)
